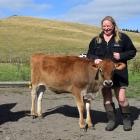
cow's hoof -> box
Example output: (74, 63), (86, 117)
(79, 123), (85, 129)
(89, 125), (95, 130)
(32, 115), (37, 119)
(83, 124), (88, 132)
(83, 124), (95, 131)
(38, 115), (44, 119)
(88, 123), (95, 129)
(31, 112), (38, 119)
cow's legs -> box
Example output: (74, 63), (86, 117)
(31, 85), (37, 118)
(36, 85), (46, 117)
(73, 88), (85, 129)
(77, 99), (85, 129)
(85, 101), (93, 128)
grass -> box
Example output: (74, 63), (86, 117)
(0, 62), (139, 98)
(126, 72), (140, 98)
(0, 16), (139, 98)
(0, 16), (99, 61)
(0, 63), (30, 81)
(0, 16), (139, 61)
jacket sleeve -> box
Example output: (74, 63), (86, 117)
(120, 34), (137, 61)
(87, 38), (99, 59)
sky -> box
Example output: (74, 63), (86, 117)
(0, 0), (140, 30)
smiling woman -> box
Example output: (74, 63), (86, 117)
(87, 16), (137, 131)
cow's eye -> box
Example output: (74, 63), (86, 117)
(99, 68), (104, 77)
(99, 68), (103, 72)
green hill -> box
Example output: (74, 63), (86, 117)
(0, 16), (139, 62)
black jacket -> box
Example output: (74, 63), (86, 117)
(87, 32), (137, 87)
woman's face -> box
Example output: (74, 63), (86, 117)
(102, 20), (114, 36)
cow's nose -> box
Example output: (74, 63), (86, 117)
(103, 80), (113, 87)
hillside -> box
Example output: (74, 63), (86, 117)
(0, 16), (139, 61)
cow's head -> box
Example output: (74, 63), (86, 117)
(93, 59), (126, 87)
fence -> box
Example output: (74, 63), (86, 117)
(0, 81), (30, 88)
(0, 56), (30, 87)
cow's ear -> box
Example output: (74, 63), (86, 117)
(115, 62), (126, 70)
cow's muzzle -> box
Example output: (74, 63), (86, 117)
(103, 80), (113, 87)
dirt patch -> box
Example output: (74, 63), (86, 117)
(0, 88), (140, 140)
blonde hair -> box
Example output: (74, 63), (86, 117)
(96, 16), (121, 43)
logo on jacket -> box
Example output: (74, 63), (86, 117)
(114, 43), (120, 47)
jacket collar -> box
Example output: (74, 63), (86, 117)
(99, 31), (116, 39)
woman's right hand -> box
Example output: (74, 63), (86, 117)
(94, 59), (102, 64)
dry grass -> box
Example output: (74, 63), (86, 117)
(0, 16), (100, 61)
(0, 16), (139, 61)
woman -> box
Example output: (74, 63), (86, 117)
(87, 16), (137, 131)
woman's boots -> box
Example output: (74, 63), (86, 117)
(104, 103), (132, 131)
(104, 103), (116, 131)
(119, 105), (132, 131)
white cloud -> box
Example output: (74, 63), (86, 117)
(0, 0), (139, 29)
(0, 0), (51, 11)
(60, 0), (140, 27)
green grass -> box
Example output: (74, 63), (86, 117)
(126, 72), (140, 98)
(0, 62), (139, 99)
(0, 63), (30, 81)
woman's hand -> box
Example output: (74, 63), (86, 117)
(94, 59), (102, 64)
(113, 52), (120, 60)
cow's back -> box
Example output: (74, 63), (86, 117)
(31, 54), (93, 92)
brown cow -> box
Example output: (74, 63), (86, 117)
(30, 54), (125, 129)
